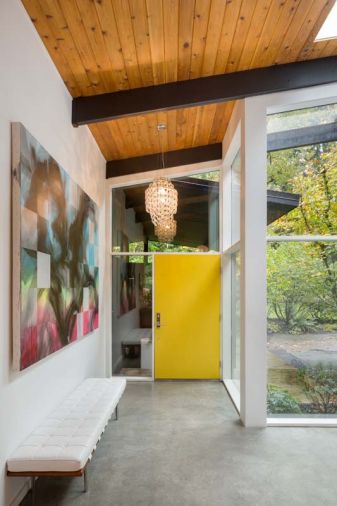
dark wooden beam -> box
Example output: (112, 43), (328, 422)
(73, 57), (337, 126)
(107, 118), (337, 178)
(267, 122), (337, 152)
(106, 143), (222, 178)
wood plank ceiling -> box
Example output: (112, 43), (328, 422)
(22, 0), (336, 161)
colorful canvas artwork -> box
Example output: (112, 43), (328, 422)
(12, 123), (99, 371)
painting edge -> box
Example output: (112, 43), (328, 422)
(11, 122), (22, 372)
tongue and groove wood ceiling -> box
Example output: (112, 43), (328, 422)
(22, 0), (336, 161)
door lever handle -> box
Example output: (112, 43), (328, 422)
(156, 312), (161, 328)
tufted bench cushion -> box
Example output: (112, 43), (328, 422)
(7, 377), (126, 474)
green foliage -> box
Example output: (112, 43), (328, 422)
(297, 364), (337, 414)
(267, 385), (301, 415)
(148, 241), (197, 253)
(268, 144), (337, 236)
(128, 241), (146, 263)
(128, 240), (197, 256)
(267, 242), (337, 332)
(267, 139), (337, 331)
(190, 170), (220, 182)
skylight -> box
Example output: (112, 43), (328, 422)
(315, 1), (337, 41)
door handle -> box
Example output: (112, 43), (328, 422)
(156, 312), (161, 328)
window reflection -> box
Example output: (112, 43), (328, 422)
(111, 170), (220, 253)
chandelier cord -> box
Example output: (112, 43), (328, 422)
(157, 123), (165, 170)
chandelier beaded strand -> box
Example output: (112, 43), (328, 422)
(144, 123), (178, 243)
(145, 177), (178, 226)
(154, 217), (177, 243)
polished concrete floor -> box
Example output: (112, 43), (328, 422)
(21, 381), (337, 506)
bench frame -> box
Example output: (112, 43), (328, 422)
(7, 469), (87, 505)
(7, 404), (119, 504)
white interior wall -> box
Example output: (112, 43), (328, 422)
(0, 1), (106, 504)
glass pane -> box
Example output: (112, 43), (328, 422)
(267, 141), (337, 236)
(267, 241), (337, 417)
(111, 169), (220, 252)
(112, 255), (152, 377)
(231, 251), (240, 388)
(231, 150), (241, 244)
(267, 103), (337, 134)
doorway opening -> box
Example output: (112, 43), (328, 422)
(110, 168), (221, 380)
(111, 255), (153, 378)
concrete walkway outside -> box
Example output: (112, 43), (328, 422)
(21, 381), (337, 506)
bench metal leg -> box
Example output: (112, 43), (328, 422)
(31, 477), (36, 506)
(83, 467), (88, 493)
(115, 404), (118, 421)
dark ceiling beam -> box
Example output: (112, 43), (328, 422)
(73, 57), (337, 126)
(106, 143), (222, 178)
(267, 121), (337, 152)
(109, 119), (337, 178)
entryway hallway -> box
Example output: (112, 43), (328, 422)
(21, 382), (337, 506)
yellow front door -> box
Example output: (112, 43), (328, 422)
(154, 255), (221, 379)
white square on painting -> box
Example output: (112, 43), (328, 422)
(37, 252), (50, 288)
(83, 287), (89, 310)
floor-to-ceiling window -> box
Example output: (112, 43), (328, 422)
(230, 151), (241, 391)
(222, 122), (242, 409)
(266, 103), (337, 419)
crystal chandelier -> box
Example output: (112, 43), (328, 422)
(154, 217), (177, 243)
(145, 123), (178, 242)
(145, 177), (177, 226)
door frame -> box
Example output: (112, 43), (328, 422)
(154, 254), (221, 380)
(105, 160), (223, 382)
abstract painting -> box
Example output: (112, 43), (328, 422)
(12, 123), (99, 371)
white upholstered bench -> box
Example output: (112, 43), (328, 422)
(7, 377), (126, 504)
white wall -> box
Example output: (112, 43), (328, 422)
(0, 1), (106, 504)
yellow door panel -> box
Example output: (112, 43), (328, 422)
(154, 255), (220, 379)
